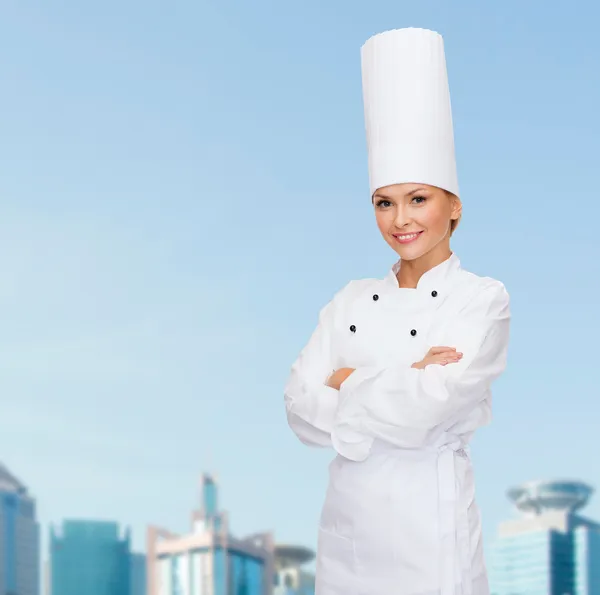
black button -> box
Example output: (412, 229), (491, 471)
(431, 290), (438, 297)
(350, 325), (356, 333)
(410, 329), (417, 336)
(373, 294), (379, 301)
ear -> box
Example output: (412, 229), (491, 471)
(451, 196), (462, 220)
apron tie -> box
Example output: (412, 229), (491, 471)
(436, 439), (473, 595)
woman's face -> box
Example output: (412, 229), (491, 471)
(373, 183), (461, 261)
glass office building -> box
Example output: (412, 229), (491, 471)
(574, 524), (600, 594)
(489, 479), (600, 595)
(147, 473), (274, 595)
(50, 520), (131, 595)
(131, 552), (147, 595)
(0, 463), (40, 595)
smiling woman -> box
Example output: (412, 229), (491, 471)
(283, 27), (510, 595)
(372, 183), (462, 271)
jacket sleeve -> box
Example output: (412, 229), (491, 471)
(283, 282), (352, 447)
(332, 280), (510, 460)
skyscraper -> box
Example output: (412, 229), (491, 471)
(147, 473), (274, 595)
(489, 479), (600, 595)
(49, 520), (131, 595)
(574, 524), (600, 594)
(0, 463), (40, 595)
(130, 552), (147, 595)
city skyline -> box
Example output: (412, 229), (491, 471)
(6, 465), (314, 594)
(4, 460), (600, 594)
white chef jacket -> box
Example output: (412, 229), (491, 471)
(284, 253), (510, 595)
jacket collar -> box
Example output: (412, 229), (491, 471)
(384, 252), (461, 297)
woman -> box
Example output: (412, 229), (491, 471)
(284, 28), (510, 595)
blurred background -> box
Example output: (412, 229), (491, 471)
(0, 0), (599, 593)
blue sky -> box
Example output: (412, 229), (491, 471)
(1, 0), (599, 566)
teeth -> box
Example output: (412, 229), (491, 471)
(397, 233), (419, 240)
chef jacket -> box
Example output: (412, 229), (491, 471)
(284, 252), (510, 595)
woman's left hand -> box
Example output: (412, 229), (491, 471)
(326, 368), (355, 390)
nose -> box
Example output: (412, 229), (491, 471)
(393, 205), (412, 229)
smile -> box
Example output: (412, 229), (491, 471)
(393, 231), (423, 244)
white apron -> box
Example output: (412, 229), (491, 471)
(284, 253), (511, 595)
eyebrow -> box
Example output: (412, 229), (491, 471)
(406, 187), (429, 196)
(373, 187), (428, 200)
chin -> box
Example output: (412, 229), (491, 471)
(396, 250), (426, 261)
(389, 242), (429, 261)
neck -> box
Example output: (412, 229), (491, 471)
(396, 244), (453, 289)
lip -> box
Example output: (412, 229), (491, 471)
(393, 231), (423, 244)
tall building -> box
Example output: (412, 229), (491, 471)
(273, 545), (315, 595)
(130, 552), (147, 595)
(49, 520), (131, 595)
(0, 463), (40, 595)
(489, 479), (600, 595)
(147, 473), (275, 595)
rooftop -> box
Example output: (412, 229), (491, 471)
(507, 479), (594, 514)
(0, 463), (28, 495)
(274, 544), (315, 569)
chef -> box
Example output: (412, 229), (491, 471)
(284, 27), (511, 595)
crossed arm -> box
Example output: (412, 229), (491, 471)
(284, 280), (510, 456)
(326, 344), (464, 389)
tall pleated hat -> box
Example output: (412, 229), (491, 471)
(361, 28), (459, 198)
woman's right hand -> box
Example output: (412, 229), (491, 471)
(411, 346), (463, 369)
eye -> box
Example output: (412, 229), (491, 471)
(411, 195), (427, 204)
(375, 198), (392, 208)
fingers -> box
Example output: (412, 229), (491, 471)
(426, 352), (463, 366)
(434, 351), (463, 361)
(414, 347), (464, 370)
(428, 346), (457, 355)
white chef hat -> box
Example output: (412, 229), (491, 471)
(361, 28), (459, 198)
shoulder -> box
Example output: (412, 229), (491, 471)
(455, 269), (510, 315)
(458, 268), (509, 298)
(316, 277), (375, 319)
